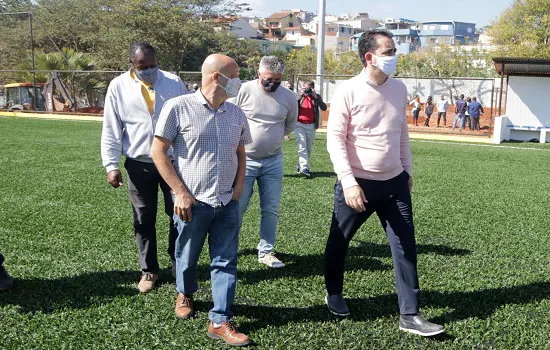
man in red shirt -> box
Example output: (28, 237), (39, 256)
(296, 80), (327, 177)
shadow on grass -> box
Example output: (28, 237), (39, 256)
(0, 269), (162, 314)
(237, 241), (470, 285)
(236, 281), (550, 334)
(284, 172), (336, 179)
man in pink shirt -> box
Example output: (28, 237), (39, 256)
(324, 29), (444, 337)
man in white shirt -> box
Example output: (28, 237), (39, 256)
(101, 42), (188, 293)
(436, 95), (449, 128)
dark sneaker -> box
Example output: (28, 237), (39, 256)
(296, 164), (300, 174)
(399, 314), (445, 337)
(0, 267), (13, 291)
(325, 294), (350, 317)
(301, 169), (312, 178)
(208, 320), (251, 346)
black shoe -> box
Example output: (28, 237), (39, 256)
(325, 294), (350, 317)
(0, 266), (14, 291)
(399, 314), (445, 337)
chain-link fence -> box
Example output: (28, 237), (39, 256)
(295, 74), (504, 134)
(0, 69), (202, 114)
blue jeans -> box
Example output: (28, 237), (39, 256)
(239, 153), (284, 257)
(173, 200), (240, 324)
(452, 113), (465, 130)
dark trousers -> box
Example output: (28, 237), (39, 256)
(437, 112), (446, 126)
(324, 171), (419, 315)
(125, 158), (178, 274)
(471, 116), (480, 131)
(0, 253), (4, 268)
(423, 113), (432, 126)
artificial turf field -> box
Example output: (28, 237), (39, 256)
(0, 117), (549, 349)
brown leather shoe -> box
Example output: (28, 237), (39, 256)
(207, 320), (250, 346)
(175, 293), (194, 319)
(137, 273), (158, 293)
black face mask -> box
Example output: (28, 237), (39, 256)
(261, 79), (281, 92)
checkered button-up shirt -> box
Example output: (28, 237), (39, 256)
(155, 90), (252, 206)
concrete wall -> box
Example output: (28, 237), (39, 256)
(505, 76), (550, 128)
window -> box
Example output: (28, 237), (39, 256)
(341, 27), (345, 33)
(467, 28), (473, 33)
(348, 28), (352, 34)
(328, 27), (335, 32)
(289, 22), (293, 27)
(440, 25), (449, 30)
(269, 22), (279, 27)
(429, 25), (436, 30)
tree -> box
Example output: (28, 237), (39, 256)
(488, 0), (550, 58)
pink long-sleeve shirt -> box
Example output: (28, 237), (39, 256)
(327, 70), (413, 190)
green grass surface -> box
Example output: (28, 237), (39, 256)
(1, 116), (549, 349)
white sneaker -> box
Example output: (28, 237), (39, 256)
(258, 252), (285, 268)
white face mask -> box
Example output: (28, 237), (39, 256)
(371, 54), (398, 76)
(218, 73), (242, 98)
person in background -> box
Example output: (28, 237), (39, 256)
(295, 80), (327, 177)
(192, 83), (199, 92)
(423, 95), (434, 127)
(231, 56), (298, 268)
(101, 42), (188, 293)
(409, 95), (421, 126)
(464, 97), (472, 131)
(452, 94), (468, 132)
(151, 54), (252, 346)
(0, 253), (13, 291)
(436, 95), (449, 127)
(325, 29), (445, 337)
(468, 96), (484, 132)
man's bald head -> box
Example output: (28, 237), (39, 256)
(199, 54), (240, 105)
(201, 54), (239, 80)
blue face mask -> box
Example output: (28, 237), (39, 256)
(134, 66), (159, 84)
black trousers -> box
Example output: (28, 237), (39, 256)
(324, 171), (419, 315)
(437, 112), (446, 126)
(0, 253), (4, 268)
(125, 158), (178, 274)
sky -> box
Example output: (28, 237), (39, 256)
(244, 0), (514, 27)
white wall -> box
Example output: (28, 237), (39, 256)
(229, 18), (258, 39)
(505, 76), (550, 127)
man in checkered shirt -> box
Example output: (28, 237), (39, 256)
(151, 54), (252, 346)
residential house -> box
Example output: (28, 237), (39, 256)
(417, 21), (478, 46)
(350, 18), (420, 55)
(284, 26), (315, 48)
(334, 13), (379, 31)
(319, 22), (363, 53)
(212, 16), (260, 39)
(259, 11), (301, 40)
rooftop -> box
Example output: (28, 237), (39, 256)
(493, 57), (550, 76)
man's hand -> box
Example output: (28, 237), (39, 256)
(408, 176), (413, 191)
(344, 185), (367, 212)
(232, 184), (244, 201)
(107, 170), (123, 188)
(174, 190), (196, 222)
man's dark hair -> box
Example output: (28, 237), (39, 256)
(129, 42), (156, 63)
(358, 29), (393, 66)
(460, 94), (465, 99)
(305, 80), (315, 88)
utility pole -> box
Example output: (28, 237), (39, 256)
(316, 0), (326, 104)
